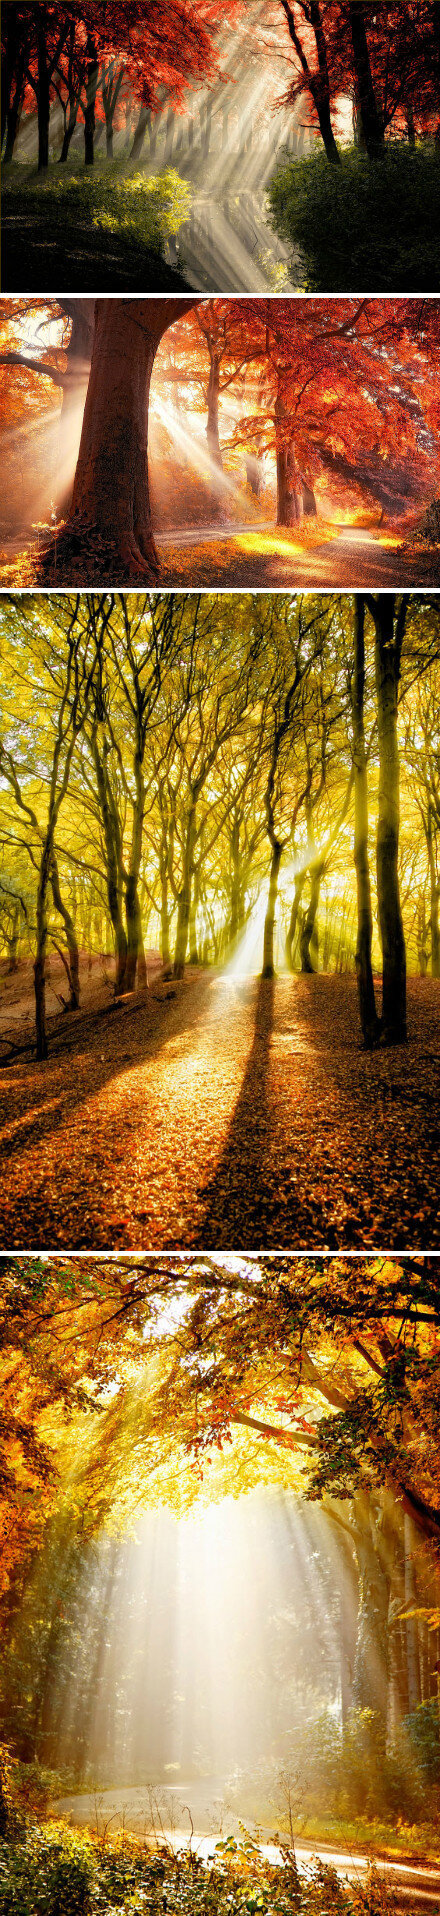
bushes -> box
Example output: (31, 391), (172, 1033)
(1, 163), (191, 289)
(0, 1826), (94, 1916)
(3, 162), (190, 255)
(268, 145), (440, 291)
(0, 1829), (398, 1916)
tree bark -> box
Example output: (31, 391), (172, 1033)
(300, 861), (323, 972)
(352, 597), (380, 1045)
(262, 840), (282, 977)
(130, 106), (149, 163)
(63, 299), (199, 579)
(349, 2), (385, 158)
(427, 809), (440, 978)
(174, 800), (197, 977)
(84, 38), (99, 166)
(285, 870), (305, 970)
(50, 849), (80, 1008)
(370, 594), (407, 1042)
(37, 16), (50, 171)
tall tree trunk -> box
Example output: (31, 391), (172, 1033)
(404, 1513), (422, 1713)
(370, 594), (407, 1042)
(56, 298), (95, 516)
(50, 849), (80, 1008)
(84, 39), (99, 166)
(59, 109), (78, 163)
(352, 597), (379, 1045)
(63, 298), (199, 579)
(427, 809), (440, 977)
(91, 730), (127, 993)
(174, 801), (197, 978)
(37, 17), (50, 171)
(275, 382), (303, 525)
(130, 106), (149, 163)
(262, 840), (282, 978)
(352, 1501), (389, 1752)
(3, 68), (26, 163)
(124, 875), (144, 989)
(34, 839), (52, 1061)
(285, 870), (305, 970)
(300, 861), (323, 972)
(349, 1), (385, 157)
(206, 349), (225, 518)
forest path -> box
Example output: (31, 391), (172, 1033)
(51, 1786), (440, 1907)
(0, 973), (439, 1251)
(158, 525), (429, 588)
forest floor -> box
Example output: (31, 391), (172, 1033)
(158, 524), (440, 588)
(0, 960), (439, 1251)
(1, 524), (438, 591)
(1, 172), (191, 292)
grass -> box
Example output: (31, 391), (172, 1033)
(268, 142), (440, 291)
(1, 159), (192, 291)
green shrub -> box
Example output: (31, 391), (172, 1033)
(404, 1698), (440, 1784)
(0, 1826), (94, 1916)
(268, 144), (440, 291)
(2, 162), (191, 257)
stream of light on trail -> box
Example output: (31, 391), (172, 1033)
(42, 1493), (352, 1810)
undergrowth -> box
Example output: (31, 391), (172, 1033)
(268, 144), (440, 291)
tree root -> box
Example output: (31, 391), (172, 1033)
(36, 522), (161, 585)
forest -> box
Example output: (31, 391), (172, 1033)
(2, 3), (440, 291)
(0, 589), (439, 1250)
(2, 294), (440, 588)
(1, 1252), (440, 1914)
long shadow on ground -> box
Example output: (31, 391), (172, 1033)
(193, 973), (440, 1252)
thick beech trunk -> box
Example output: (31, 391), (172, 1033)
(349, 2), (385, 157)
(64, 299), (199, 578)
(352, 598), (379, 1045)
(124, 875), (144, 990)
(372, 594), (407, 1042)
(91, 731), (127, 993)
(50, 850), (80, 1008)
(262, 841), (282, 978)
(300, 861), (323, 972)
(57, 299), (95, 515)
(34, 838), (52, 1061)
(285, 871), (305, 970)
(427, 811), (440, 977)
(174, 802), (197, 978)
(276, 442), (304, 527)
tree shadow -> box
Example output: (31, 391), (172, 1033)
(190, 974), (276, 1249)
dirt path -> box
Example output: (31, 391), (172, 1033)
(0, 971), (439, 1251)
(51, 1786), (440, 1908)
(158, 526), (439, 589)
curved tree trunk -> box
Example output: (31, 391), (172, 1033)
(300, 861), (323, 972)
(50, 849), (80, 1008)
(62, 298), (199, 579)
